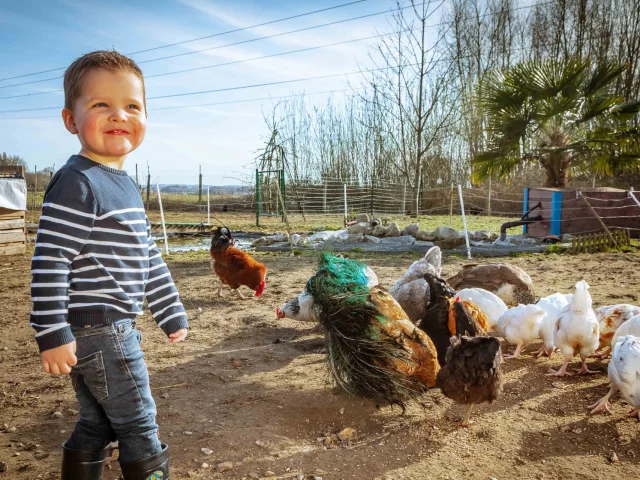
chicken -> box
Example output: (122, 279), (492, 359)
(419, 273), (488, 366)
(303, 253), (440, 407)
(534, 293), (573, 358)
(447, 263), (535, 306)
(591, 304), (640, 359)
(389, 246), (442, 323)
(436, 336), (504, 427)
(548, 281), (600, 377)
(210, 227), (267, 299)
(497, 304), (546, 359)
(589, 335), (640, 420)
(455, 288), (507, 331)
(610, 314), (640, 355)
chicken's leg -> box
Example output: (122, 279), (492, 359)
(626, 408), (640, 421)
(234, 289), (249, 300)
(217, 281), (223, 297)
(504, 341), (524, 359)
(460, 404), (474, 427)
(546, 357), (572, 377)
(588, 386), (617, 415)
(575, 357), (599, 375)
(589, 347), (611, 360)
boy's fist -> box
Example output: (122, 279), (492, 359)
(41, 342), (77, 375)
(169, 328), (188, 344)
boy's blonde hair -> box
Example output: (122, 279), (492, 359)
(63, 50), (146, 111)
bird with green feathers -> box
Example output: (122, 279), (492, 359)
(278, 252), (440, 408)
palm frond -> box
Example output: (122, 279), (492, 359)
(582, 60), (628, 98)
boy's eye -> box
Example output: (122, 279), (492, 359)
(127, 104), (141, 110)
(93, 102), (108, 108)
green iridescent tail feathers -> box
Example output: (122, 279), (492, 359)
(306, 253), (428, 404)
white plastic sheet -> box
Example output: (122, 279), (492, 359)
(0, 178), (27, 210)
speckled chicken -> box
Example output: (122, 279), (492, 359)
(447, 263), (535, 306)
(437, 335), (504, 427)
(591, 304), (640, 359)
(389, 246), (442, 323)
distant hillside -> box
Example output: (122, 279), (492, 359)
(159, 184), (250, 195)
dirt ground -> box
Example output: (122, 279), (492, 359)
(1, 248), (639, 480)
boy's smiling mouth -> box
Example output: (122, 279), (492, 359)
(105, 129), (130, 135)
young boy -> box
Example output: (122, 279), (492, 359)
(30, 50), (188, 480)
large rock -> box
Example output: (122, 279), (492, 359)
(355, 213), (370, 223)
(307, 229), (347, 242)
(370, 217), (382, 227)
(348, 222), (373, 235)
(470, 230), (492, 242)
(416, 230), (435, 242)
(401, 223), (420, 237)
(380, 235), (416, 245)
(251, 232), (289, 246)
(364, 235), (382, 244)
(434, 237), (467, 249)
(290, 234), (302, 246)
(432, 226), (463, 241)
(371, 224), (387, 237)
(344, 234), (366, 243)
(385, 221), (401, 237)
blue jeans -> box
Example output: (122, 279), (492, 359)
(65, 319), (162, 463)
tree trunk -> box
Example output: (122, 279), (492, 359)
(541, 152), (571, 188)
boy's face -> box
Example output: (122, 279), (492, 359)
(62, 68), (147, 163)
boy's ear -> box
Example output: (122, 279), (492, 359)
(62, 108), (78, 134)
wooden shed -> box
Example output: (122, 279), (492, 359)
(0, 165), (27, 256)
(523, 187), (640, 238)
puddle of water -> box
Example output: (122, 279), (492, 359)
(153, 233), (256, 252)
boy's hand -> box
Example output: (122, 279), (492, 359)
(169, 329), (188, 344)
(41, 341), (77, 375)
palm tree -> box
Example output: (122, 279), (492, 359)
(472, 59), (640, 188)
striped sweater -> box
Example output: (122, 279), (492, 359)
(30, 155), (188, 352)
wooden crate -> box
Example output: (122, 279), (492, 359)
(570, 228), (631, 254)
(0, 165), (27, 256)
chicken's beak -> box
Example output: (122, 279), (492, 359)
(275, 307), (285, 319)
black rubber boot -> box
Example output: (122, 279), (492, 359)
(61, 442), (110, 480)
(120, 444), (169, 480)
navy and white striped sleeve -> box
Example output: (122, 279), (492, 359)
(30, 169), (97, 352)
(144, 218), (188, 335)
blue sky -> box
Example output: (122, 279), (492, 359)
(0, 0), (411, 186)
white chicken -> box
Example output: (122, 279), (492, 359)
(497, 304), (546, 359)
(389, 246), (441, 323)
(534, 293), (573, 358)
(548, 281), (600, 377)
(589, 335), (640, 420)
(455, 288), (507, 332)
(610, 314), (640, 354)
(591, 304), (640, 359)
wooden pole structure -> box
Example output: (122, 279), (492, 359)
(156, 184), (169, 255)
(255, 169), (260, 227)
(449, 184), (454, 226)
(322, 181), (327, 214)
(579, 191), (636, 262)
(146, 167), (151, 210)
(275, 178), (294, 255)
(458, 184), (472, 260)
(487, 177), (492, 217)
(135, 163), (139, 188)
(402, 179), (407, 215)
(198, 165), (203, 205)
(207, 187), (211, 225)
(343, 184), (347, 227)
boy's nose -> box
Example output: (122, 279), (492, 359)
(108, 109), (127, 122)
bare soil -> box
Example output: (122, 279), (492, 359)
(1, 249), (639, 480)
